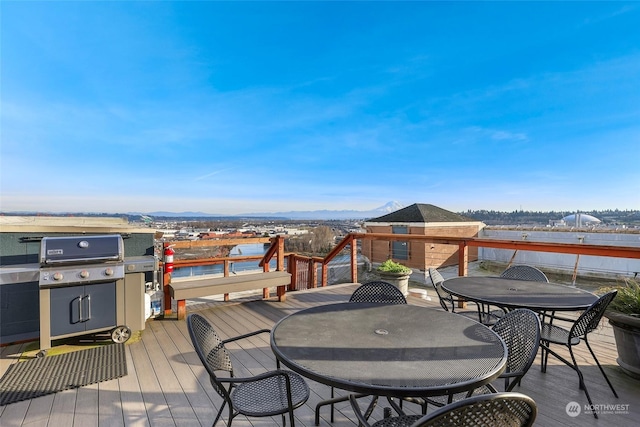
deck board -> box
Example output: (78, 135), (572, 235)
(2, 282), (639, 426)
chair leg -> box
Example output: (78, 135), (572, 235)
(288, 408), (296, 427)
(316, 392), (371, 425)
(584, 337), (619, 398)
(400, 396), (428, 414)
(315, 387), (339, 425)
(211, 400), (227, 427)
(362, 396), (379, 420)
(331, 387), (335, 423)
(567, 346), (598, 419)
(544, 344), (551, 371)
(542, 342), (598, 419)
(540, 339), (552, 373)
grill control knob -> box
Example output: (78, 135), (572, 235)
(80, 270), (90, 279)
(104, 267), (114, 276)
(53, 272), (64, 281)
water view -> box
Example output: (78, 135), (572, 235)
(172, 243), (275, 278)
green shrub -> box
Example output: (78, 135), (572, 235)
(598, 278), (640, 316)
(377, 259), (412, 274)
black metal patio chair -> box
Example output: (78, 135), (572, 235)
(500, 264), (549, 282)
(349, 280), (408, 304)
(315, 281), (406, 425)
(408, 308), (541, 413)
(539, 290), (619, 419)
(428, 268), (501, 325)
(489, 308), (541, 392)
(187, 313), (310, 427)
(502, 263), (581, 330)
(349, 392), (537, 427)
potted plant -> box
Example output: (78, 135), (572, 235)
(377, 259), (413, 296)
(599, 278), (640, 379)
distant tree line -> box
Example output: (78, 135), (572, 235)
(461, 209), (640, 226)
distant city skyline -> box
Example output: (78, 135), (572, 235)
(2, 2), (639, 214)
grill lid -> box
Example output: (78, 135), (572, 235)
(40, 235), (124, 265)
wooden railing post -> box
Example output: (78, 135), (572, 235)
(458, 242), (469, 277)
(321, 262), (328, 287)
(276, 235), (285, 271)
(308, 259), (316, 288)
(275, 236), (287, 301)
(350, 236), (358, 284)
(457, 241), (470, 308)
(288, 254), (297, 291)
(222, 259), (231, 301)
(224, 259), (230, 276)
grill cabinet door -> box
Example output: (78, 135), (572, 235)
(83, 282), (116, 332)
(50, 282), (116, 337)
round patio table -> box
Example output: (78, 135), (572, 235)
(442, 276), (598, 312)
(270, 303), (507, 398)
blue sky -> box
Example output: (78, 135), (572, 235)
(1, 1), (639, 215)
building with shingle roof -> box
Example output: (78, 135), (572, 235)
(369, 203), (474, 223)
(362, 203), (485, 271)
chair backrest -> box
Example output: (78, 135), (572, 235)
(491, 309), (541, 390)
(500, 265), (549, 282)
(428, 268), (453, 311)
(187, 313), (234, 399)
(411, 392), (537, 427)
(570, 290), (618, 339)
(349, 281), (407, 304)
(428, 268), (445, 286)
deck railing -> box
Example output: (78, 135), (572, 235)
(162, 233), (640, 303)
(274, 233), (640, 289)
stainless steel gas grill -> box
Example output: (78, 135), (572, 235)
(38, 235), (132, 355)
(39, 234), (125, 288)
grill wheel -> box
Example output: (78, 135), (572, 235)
(110, 326), (131, 344)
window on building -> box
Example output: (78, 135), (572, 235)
(392, 225), (409, 260)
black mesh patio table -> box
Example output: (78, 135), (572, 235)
(442, 276), (598, 312)
(270, 303), (507, 398)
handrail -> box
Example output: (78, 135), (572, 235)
(163, 236), (288, 310)
(322, 232), (640, 285)
(173, 255), (264, 267)
(324, 234), (355, 261)
(259, 235), (286, 271)
(348, 232), (640, 258)
(163, 232), (640, 310)
(169, 236), (271, 248)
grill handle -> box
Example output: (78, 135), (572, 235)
(78, 295), (92, 322)
(85, 295), (91, 321)
(43, 255), (123, 264)
(77, 296), (83, 323)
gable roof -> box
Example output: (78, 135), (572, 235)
(367, 203), (474, 223)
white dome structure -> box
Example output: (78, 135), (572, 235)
(561, 213), (601, 226)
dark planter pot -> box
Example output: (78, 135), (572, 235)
(605, 310), (640, 380)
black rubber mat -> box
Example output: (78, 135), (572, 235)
(0, 344), (127, 406)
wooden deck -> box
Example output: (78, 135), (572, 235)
(1, 283), (639, 427)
